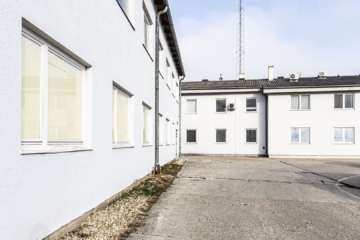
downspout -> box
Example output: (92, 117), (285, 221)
(154, 6), (168, 175)
(178, 75), (186, 157)
(261, 87), (269, 157)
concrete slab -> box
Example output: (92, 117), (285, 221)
(129, 157), (360, 240)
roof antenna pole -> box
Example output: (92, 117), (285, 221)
(237, 0), (245, 79)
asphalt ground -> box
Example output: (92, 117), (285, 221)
(129, 157), (360, 240)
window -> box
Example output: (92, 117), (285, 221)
(246, 98), (257, 112)
(216, 130), (226, 143)
(187, 100), (197, 113)
(143, 104), (151, 144)
(334, 94), (354, 109)
(112, 87), (132, 146)
(159, 114), (163, 145)
(216, 99), (226, 112)
(246, 130), (257, 143)
(291, 95), (310, 110)
(187, 130), (196, 143)
(166, 61), (172, 89)
(291, 128), (310, 143)
(166, 119), (170, 144)
(334, 128), (355, 143)
(118, 0), (129, 15)
(22, 31), (85, 150)
(176, 82), (179, 101)
(172, 74), (176, 96)
(143, 5), (152, 51)
(159, 43), (164, 75)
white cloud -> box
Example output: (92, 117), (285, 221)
(176, 1), (360, 81)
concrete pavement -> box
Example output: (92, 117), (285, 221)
(129, 157), (360, 239)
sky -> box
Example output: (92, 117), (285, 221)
(168, 0), (360, 81)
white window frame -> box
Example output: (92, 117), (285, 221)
(159, 114), (164, 145)
(172, 123), (176, 145)
(142, 103), (152, 146)
(246, 129), (257, 143)
(112, 86), (133, 148)
(21, 29), (88, 154)
(215, 129), (227, 143)
(176, 82), (179, 102)
(172, 73), (176, 97)
(246, 98), (257, 112)
(186, 99), (197, 114)
(159, 42), (164, 77)
(118, 0), (133, 22)
(334, 94), (355, 110)
(290, 128), (311, 144)
(166, 119), (170, 145)
(186, 129), (197, 144)
(215, 98), (227, 113)
(143, 4), (152, 51)
(334, 128), (355, 144)
(166, 60), (171, 90)
(291, 95), (310, 110)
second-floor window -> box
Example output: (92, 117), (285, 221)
(143, 5), (152, 51)
(334, 94), (354, 109)
(216, 99), (226, 112)
(246, 98), (257, 112)
(187, 100), (197, 113)
(291, 95), (310, 110)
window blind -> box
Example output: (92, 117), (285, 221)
(187, 100), (196, 113)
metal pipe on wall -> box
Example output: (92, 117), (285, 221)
(154, 6), (168, 175)
(178, 75), (186, 157)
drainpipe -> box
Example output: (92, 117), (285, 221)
(178, 75), (186, 157)
(261, 87), (269, 157)
(154, 6), (168, 175)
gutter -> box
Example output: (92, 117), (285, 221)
(261, 87), (269, 157)
(178, 75), (186, 157)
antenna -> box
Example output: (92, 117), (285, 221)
(236, 0), (245, 77)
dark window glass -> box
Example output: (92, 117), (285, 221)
(334, 95), (343, 108)
(246, 130), (257, 143)
(216, 130), (226, 142)
(187, 130), (196, 143)
(246, 99), (257, 111)
(216, 100), (226, 112)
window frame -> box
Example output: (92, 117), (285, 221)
(291, 95), (310, 110)
(21, 30), (87, 153)
(142, 103), (152, 146)
(215, 129), (227, 143)
(215, 99), (227, 113)
(290, 127), (311, 144)
(246, 98), (257, 112)
(246, 129), (257, 143)
(159, 114), (164, 146)
(112, 86), (133, 148)
(186, 130), (197, 143)
(166, 60), (171, 90)
(334, 93), (355, 110)
(186, 99), (197, 114)
(166, 119), (170, 145)
(143, 4), (152, 52)
(334, 127), (355, 144)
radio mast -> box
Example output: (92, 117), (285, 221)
(237, 0), (245, 78)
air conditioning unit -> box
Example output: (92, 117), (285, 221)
(228, 103), (236, 110)
(289, 73), (299, 82)
(319, 71), (328, 79)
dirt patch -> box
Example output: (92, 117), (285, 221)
(59, 160), (185, 240)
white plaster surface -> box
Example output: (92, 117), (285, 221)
(0, 0), (180, 239)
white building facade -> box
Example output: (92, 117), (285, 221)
(181, 75), (360, 158)
(0, 0), (184, 239)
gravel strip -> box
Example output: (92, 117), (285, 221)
(60, 160), (185, 240)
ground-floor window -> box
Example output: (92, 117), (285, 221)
(143, 104), (151, 144)
(246, 129), (257, 143)
(187, 130), (197, 143)
(291, 128), (310, 143)
(216, 129), (226, 143)
(334, 128), (354, 143)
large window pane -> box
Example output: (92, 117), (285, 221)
(117, 91), (129, 142)
(216, 100), (226, 112)
(334, 95), (343, 109)
(246, 99), (257, 112)
(48, 52), (82, 141)
(187, 130), (196, 143)
(291, 96), (299, 109)
(344, 128), (354, 143)
(187, 100), (197, 113)
(334, 128), (343, 142)
(291, 128), (299, 142)
(345, 94), (354, 109)
(143, 106), (149, 143)
(301, 128), (310, 143)
(216, 130), (226, 142)
(301, 95), (310, 109)
(22, 36), (41, 139)
(246, 130), (257, 143)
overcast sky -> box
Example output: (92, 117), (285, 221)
(168, 0), (360, 81)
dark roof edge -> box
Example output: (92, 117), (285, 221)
(154, 0), (185, 77)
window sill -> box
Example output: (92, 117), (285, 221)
(290, 109), (311, 111)
(334, 108), (355, 111)
(245, 111), (257, 113)
(142, 144), (153, 147)
(215, 112), (227, 114)
(186, 112), (197, 114)
(333, 143), (355, 145)
(290, 143), (310, 145)
(166, 83), (171, 90)
(113, 145), (134, 149)
(116, 2), (135, 31)
(245, 142), (258, 144)
(21, 148), (92, 155)
(186, 142), (197, 144)
(159, 71), (164, 79)
(142, 44), (153, 62)
(166, 144), (171, 146)
(215, 142), (227, 144)
(172, 93), (176, 98)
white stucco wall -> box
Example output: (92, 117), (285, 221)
(268, 92), (360, 158)
(181, 92), (266, 156)
(0, 0), (181, 239)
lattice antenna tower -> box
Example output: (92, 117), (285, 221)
(236, 0), (245, 76)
